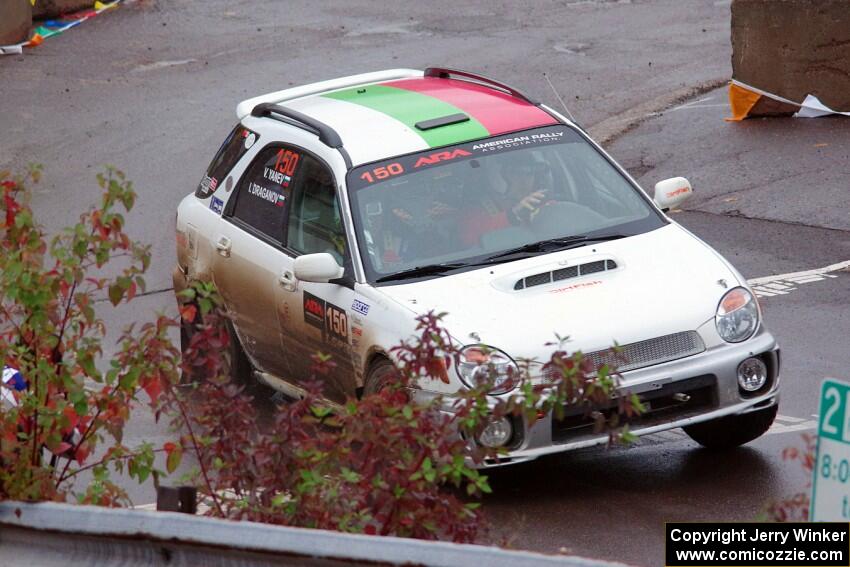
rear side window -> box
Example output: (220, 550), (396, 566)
(196, 124), (259, 199)
(227, 145), (302, 242)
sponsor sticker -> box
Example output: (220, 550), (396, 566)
(549, 280), (602, 294)
(414, 149), (471, 168)
(209, 196), (224, 215)
(303, 292), (325, 331)
(197, 175), (218, 198)
(351, 299), (370, 316)
(471, 131), (564, 153)
(348, 126), (579, 191)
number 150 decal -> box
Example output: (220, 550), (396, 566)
(325, 303), (348, 343)
(303, 291), (348, 345)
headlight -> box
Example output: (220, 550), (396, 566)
(456, 345), (519, 394)
(715, 287), (759, 343)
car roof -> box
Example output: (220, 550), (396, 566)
(236, 69), (561, 167)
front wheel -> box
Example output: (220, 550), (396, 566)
(363, 357), (405, 397)
(683, 404), (778, 450)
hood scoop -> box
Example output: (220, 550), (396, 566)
(514, 259), (618, 290)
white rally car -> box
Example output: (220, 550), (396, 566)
(174, 68), (780, 464)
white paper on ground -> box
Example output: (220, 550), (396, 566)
(0, 44), (24, 55)
(795, 94), (850, 118)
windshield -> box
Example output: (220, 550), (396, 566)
(347, 125), (665, 283)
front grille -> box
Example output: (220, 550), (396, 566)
(551, 374), (718, 444)
(586, 331), (705, 374)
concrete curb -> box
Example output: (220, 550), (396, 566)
(34, 0), (94, 20)
(0, 0), (32, 45)
(731, 0), (850, 112)
(587, 78), (728, 146)
(0, 501), (629, 567)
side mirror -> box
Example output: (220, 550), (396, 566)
(293, 253), (344, 283)
(653, 177), (693, 211)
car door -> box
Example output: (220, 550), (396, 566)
(211, 144), (296, 380)
(275, 152), (356, 403)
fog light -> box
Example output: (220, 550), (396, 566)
(479, 417), (513, 448)
(738, 357), (768, 392)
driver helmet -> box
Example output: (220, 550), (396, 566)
(499, 151), (552, 191)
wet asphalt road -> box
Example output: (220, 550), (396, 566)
(1, 1), (848, 565)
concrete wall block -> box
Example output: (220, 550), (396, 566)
(732, 0), (850, 111)
(0, 0), (33, 45)
(33, 0), (94, 20)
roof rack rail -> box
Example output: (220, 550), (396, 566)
(251, 102), (344, 149)
(424, 67), (540, 105)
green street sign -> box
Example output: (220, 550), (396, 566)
(811, 378), (850, 521)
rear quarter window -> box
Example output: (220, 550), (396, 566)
(196, 125), (259, 199)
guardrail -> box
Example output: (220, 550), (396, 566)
(0, 501), (627, 567)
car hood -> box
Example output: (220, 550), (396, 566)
(376, 224), (741, 359)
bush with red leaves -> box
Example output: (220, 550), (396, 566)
(168, 288), (644, 542)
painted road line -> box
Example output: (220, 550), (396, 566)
(669, 96), (728, 112)
(747, 259), (850, 298)
(766, 414), (817, 436)
(639, 414), (815, 446)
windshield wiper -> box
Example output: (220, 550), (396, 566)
(375, 262), (468, 283)
(485, 234), (630, 261)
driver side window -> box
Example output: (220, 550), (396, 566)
(286, 156), (347, 264)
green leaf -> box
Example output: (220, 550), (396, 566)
(311, 405), (332, 418)
(340, 467), (361, 483)
(108, 283), (123, 306)
(166, 444), (182, 473)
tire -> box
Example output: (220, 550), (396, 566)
(363, 357), (400, 396)
(179, 305), (254, 388)
(683, 404), (778, 450)
(179, 305), (200, 385)
(225, 320), (255, 388)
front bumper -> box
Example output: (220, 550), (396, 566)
(483, 327), (780, 467)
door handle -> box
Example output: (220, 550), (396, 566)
(278, 270), (296, 292)
(215, 235), (232, 257)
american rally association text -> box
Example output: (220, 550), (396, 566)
(670, 527), (848, 546)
